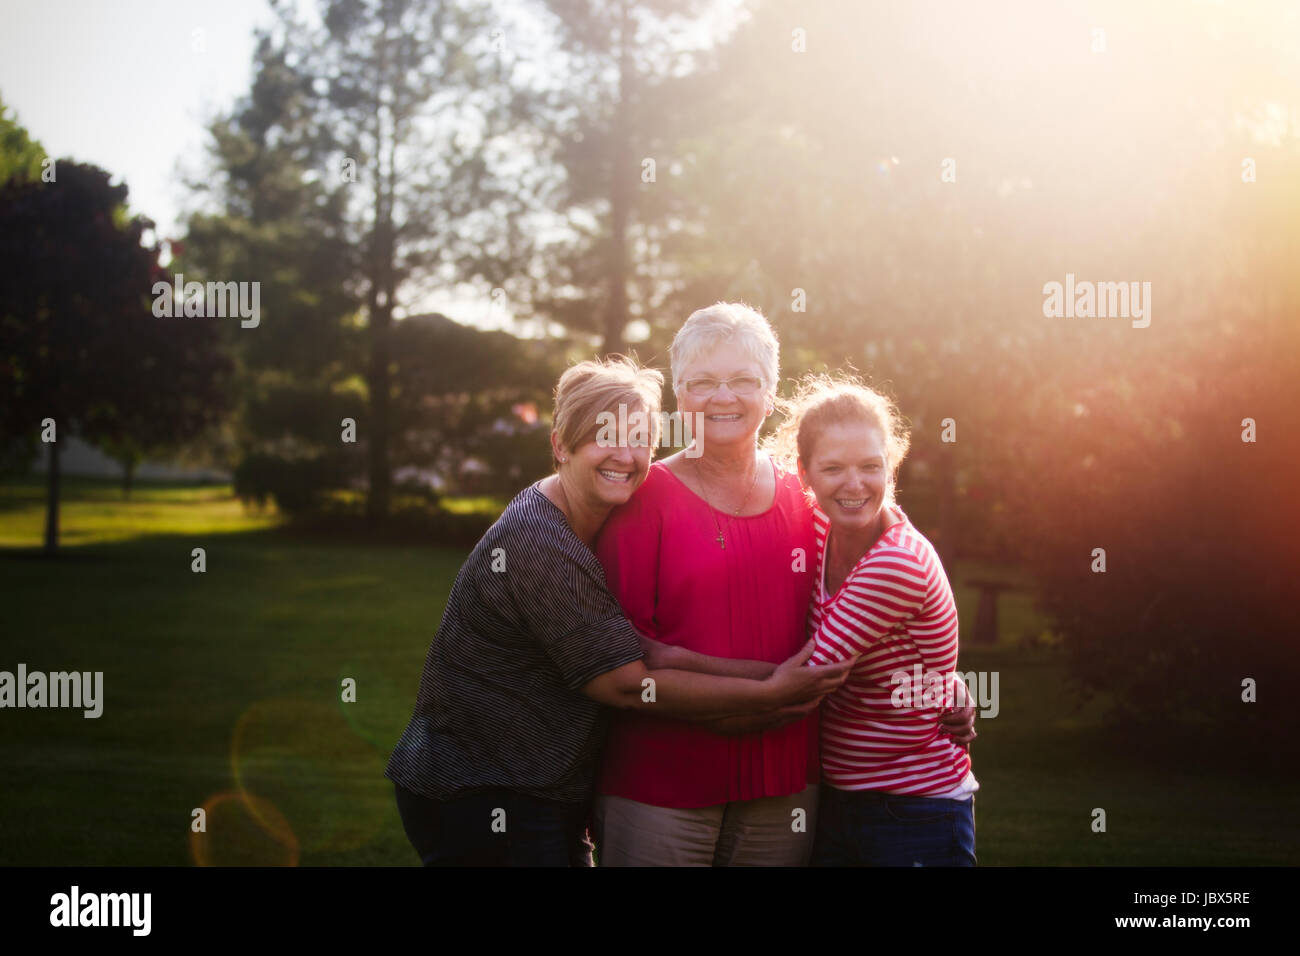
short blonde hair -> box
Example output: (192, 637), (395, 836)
(766, 372), (912, 506)
(669, 302), (780, 401)
(552, 355), (665, 469)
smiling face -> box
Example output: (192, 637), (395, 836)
(799, 420), (891, 533)
(552, 404), (653, 511)
(674, 343), (771, 453)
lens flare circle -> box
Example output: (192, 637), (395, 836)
(189, 791), (299, 867)
(231, 696), (388, 855)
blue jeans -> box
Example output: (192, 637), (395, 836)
(394, 783), (594, 867)
(810, 785), (976, 867)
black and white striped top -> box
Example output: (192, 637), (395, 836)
(385, 482), (645, 805)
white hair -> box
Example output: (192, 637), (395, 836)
(669, 302), (780, 399)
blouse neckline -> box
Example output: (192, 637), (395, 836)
(527, 481), (599, 558)
(656, 455), (782, 519)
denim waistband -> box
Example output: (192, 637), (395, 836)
(824, 786), (972, 805)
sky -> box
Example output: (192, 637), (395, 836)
(0, 0), (288, 240)
(0, 0), (551, 328)
(0, 0), (741, 333)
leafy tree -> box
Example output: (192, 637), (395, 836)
(276, 0), (531, 519)
(0, 92), (49, 476)
(0, 162), (230, 551)
(389, 312), (559, 494)
(527, 0), (716, 352)
(0, 92), (47, 186)
(183, 25), (364, 516)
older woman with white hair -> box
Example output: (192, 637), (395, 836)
(592, 303), (974, 866)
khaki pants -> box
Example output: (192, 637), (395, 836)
(593, 786), (818, 867)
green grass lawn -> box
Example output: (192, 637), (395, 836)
(1, 478), (1295, 865)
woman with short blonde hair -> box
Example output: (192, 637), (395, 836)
(551, 356), (664, 470)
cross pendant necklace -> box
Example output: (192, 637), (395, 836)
(693, 454), (761, 550)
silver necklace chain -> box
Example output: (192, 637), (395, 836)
(692, 452), (761, 550)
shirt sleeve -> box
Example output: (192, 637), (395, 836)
(594, 483), (662, 642)
(809, 545), (927, 665)
(478, 517), (644, 691)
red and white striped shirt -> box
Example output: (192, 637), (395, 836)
(808, 504), (975, 796)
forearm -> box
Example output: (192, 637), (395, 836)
(586, 644), (845, 720)
(659, 643), (776, 680)
(701, 697), (821, 735)
(627, 667), (775, 720)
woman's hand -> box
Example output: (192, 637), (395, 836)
(940, 674), (978, 748)
(702, 699), (822, 736)
(940, 707), (977, 747)
(762, 639), (852, 707)
(633, 628), (776, 678)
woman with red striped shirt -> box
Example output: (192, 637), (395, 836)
(772, 374), (978, 866)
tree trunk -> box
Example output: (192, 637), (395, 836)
(366, 37), (396, 525)
(367, 289), (393, 523)
(366, 188), (395, 523)
(603, 0), (633, 355)
(43, 439), (60, 554)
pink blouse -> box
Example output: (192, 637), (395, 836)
(594, 458), (820, 808)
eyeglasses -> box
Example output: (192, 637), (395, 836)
(682, 375), (764, 397)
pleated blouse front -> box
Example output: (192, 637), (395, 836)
(594, 458), (820, 808)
